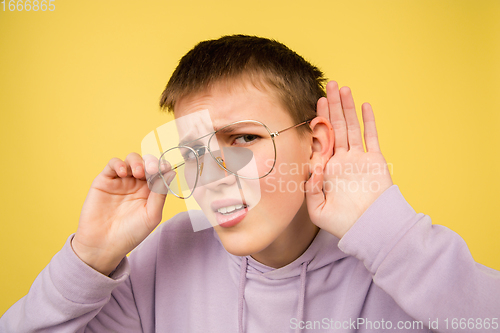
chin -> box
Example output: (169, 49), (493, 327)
(215, 228), (272, 257)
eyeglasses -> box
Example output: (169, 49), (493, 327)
(148, 118), (314, 199)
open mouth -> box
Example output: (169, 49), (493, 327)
(216, 204), (248, 215)
(213, 203), (249, 228)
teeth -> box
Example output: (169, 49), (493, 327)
(217, 204), (245, 214)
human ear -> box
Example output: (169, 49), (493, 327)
(308, 116), (334, 175)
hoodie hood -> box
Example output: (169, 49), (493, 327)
(213, 228), (349, 332)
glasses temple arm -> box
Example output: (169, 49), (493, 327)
(271, 117), (315, 138)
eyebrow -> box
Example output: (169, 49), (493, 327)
(178, 131), (213, 147)
(177, 122), (263, 146)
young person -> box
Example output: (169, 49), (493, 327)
(1, 35), (499, 333)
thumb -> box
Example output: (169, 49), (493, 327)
(146, 190), (168, 227)
(305, 166), (326, 215)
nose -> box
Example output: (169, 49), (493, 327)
(197, 152), (238, 190)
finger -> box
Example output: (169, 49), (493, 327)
(339, 86), (363, 151)
(124, 152), (146, 179)
(316, 97), (329, 122)
(103, 157), (127, 179)
(159, 159), (172, 173)
(143, 154), (172, 178)
(163, 170), (176, 185)
(362, 103), (381, 153)
(143, 154), (160, 175)
(305, 165), (326, 214)
(146, 190), (168, 225)
(326, 81), (348, 152)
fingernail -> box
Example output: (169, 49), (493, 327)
(135, 166), (141, 174)
(120, 167), (126, 174)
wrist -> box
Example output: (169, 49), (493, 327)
(70, 237), (123, 276)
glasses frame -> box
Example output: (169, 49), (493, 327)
(156, 117), (314, 199)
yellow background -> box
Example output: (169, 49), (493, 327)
(1, 0), (499, 315)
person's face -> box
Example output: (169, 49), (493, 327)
(174, 80), (312, 257)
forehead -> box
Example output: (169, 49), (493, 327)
(173, 80), (293, 131)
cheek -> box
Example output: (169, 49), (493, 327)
(258, 146), (310, 205)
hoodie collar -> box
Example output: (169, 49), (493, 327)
(214, 227), (349, 333)
(214, 227), (349, 279)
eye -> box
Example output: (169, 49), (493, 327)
(194, 146), (206, 156)
(233, 134), (260, 145)
(182, 146), (205, 161)
(182, 151), (194, 161)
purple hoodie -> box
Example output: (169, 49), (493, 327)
(1, 185), (499, 332)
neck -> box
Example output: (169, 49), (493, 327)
(251, 199), (319, 268)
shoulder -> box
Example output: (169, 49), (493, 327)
(127, 211), (226, 295)
(158, 210), (211, 234)
(157, 210), (217, 252)
(129, 210), (219, 265)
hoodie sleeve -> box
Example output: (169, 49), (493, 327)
(338, 185), (500, 333)
(0, 235), (143, 333)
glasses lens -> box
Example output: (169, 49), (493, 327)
(207, 121), (275, 179)
(158, 146), (199, 199)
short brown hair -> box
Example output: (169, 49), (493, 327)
(159, 35), (326, 133)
